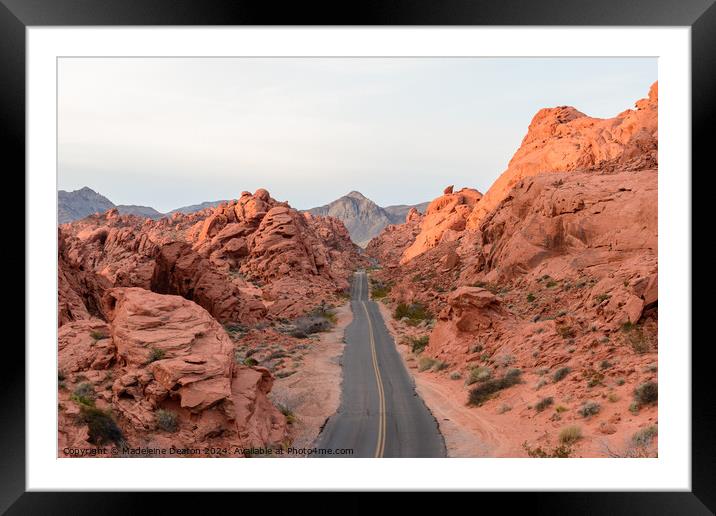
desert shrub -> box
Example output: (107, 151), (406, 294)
(629, 401), (640, 414)
(155, 409), (178, 432)
(578, 401), (601, 418)
(277, 403), (296, 425)
(526, 293), (536, 303)
(546, 280), (558, 288)
(466, 366), (492, 385)
(622, 324), (652, 354)
(58, 370), (65, 381)
(243, 357), (259, 367)
(409, 335), (429, 354)
(497, 403), (512, 414)
(552, 367), (571, 382)
(555, 405), (568, 413)
(594, 293), (611, 304)
(535, 378), (548, 390)
(607, 392), (620, 403)
(147, 347), (165, 363)
(634, 381), (658, 406)
(433, 360), (448, 372)
(467, 369), (521, 406)
(600, 360), (613, 370)
(90, 330), (109, 340)
(495, 354), (515, 368)
(418, 357), (437, 372)
(80, 405), (124, 446)
(449, 371), (462, 380)
(631, 425), (658, 447)
(556, 324), (576, 339)
(394, 303), (431, 325)
(615, 377), (626, 386)
(308, 305), (337, 324)
(370, 280), (391, 299)
(71, 382), (96, 406)
(275, 370), (296, 379)
(523, 442), (572, 458)
(558, 425), (582, 444)
(535, 397), (554, 412)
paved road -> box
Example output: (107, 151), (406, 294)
(315, 270), (446, 457)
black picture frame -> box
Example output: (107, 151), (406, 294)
(3, 0), (711, 513)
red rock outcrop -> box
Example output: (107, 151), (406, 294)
(58, 288), (287, 456)
(467, 82), (658, 229)
(59, 189), (362, 324)
(365, 207), (424, 268)
(400, 187), (483, 263)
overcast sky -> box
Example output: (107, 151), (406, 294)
(58, 57), (656, 212)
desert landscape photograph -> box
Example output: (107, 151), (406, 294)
(57, 57), (658, 459)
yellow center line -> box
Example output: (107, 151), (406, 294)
(360, 272), (386, 458)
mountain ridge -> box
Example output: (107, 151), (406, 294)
(307, 192), (429, 247)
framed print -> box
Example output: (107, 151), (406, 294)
(4, 0), (712, 512)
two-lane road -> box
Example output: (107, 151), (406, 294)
(315, 270), (446, 457)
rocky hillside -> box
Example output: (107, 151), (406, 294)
(58, 188), (365, 457)
(367, 83), (659, 458)
(307, 191), (428, 247)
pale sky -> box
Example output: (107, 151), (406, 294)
(58, 57), (656, 212)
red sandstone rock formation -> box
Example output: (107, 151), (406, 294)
(466, 82), (658, 229)
(58, 288), (286, 456)
(365, 207), (424, 268)
(369, 83), (658, 457)
(59, 189), (362, 324)
(400, 187), (483, 263)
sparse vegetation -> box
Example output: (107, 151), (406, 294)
(600, 359), (613, 370)
(594, 293), (611, 304)
(409, 335), (429, 354)
(90, 330), (109, 340)
(155, 409), (178, 432)
(535, 397), (554, 412)
(546, 280), (558, 288)
(467, 369), (522, 406)
(607, 392), (620, 403)
(523, 442), (573, 458)
(147, 347), (165, 363)
(497, 403), (512, 414)
(578, 401), (601, 418)
(558, 425), (582, 445)
(418, 356), (437, 372)
(71, 382), (96, 406)
(634, 381), (658, 406)
(552, 367), (571, 382)
(449, 371), (462, 380)
(631, 425), (658, 447)
(466, 366), (492, 385)
(370, 280), (391, 299)
(526, 293), (536, 303)
(621, 323), (653, 354)
(555, 405), (568, 413)
(277, 403), (296, 425)
(80, 405), (125, 446)
(556, 324), (576, 339)
(433, 360), (448, 372)
(394, 302), (431, 326)
(243, 357), (259, 367)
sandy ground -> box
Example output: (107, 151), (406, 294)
(269, 302), (352, 453)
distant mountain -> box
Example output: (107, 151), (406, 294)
(383, 202), (430, 223)
(116, 205), (164, 219)
(58, 187), (227, 224)
(168, 200), (227, 215)
(58, 187), (115, 224)
(307, 191), (428, 247)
